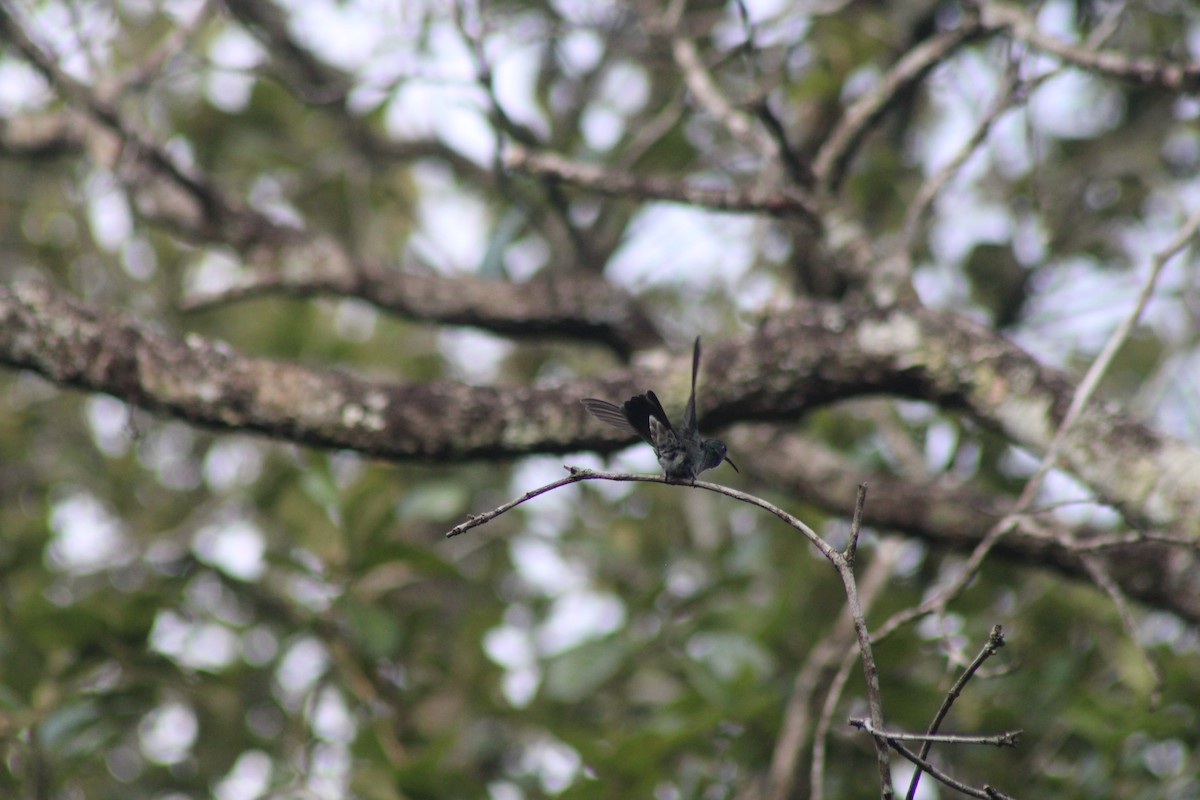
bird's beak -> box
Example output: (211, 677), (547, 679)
(724, 456), (739, 473)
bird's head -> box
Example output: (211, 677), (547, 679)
(701, 439), (738, 474)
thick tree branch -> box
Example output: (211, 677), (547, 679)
(1, 8), (648, 354)
(183, 237), (663, 358)
(738, 429), (1200, 624)
(0, 278), (584, 461)
(0, 114), (83, 159)
(2, 278), (1199, 538)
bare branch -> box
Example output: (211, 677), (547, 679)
(833, 497), (894, 796)
(842, 482), (868, 566)
(739, 429), (1200, 624)
(1013, 204), (1200, 519)
(855, 719), (1017, 800)
(446, 467), (839, 561)
(0, 113), (82, 159)
(1077, 552), (1163, 704)
(906, 625), (1009, 799)
(766, 539), (900, 800)
(224, 0), (353, 103)
(228, 0), (498, 188)
(115, 0), (215, 93)
(0, 3), (273, 245)
(810, 640), (859, 800)
(867, 194), (1200, 654)
(813, 15), (986, 191)
(505, 146), (821, 221)
(980, 1), (1200, 89)
(670, 35), (778, 159)
(449, 473), (893, 792)
(180, 237), (663, 358)
(895, 0), (1127, 266)
(4, 277), (1200, 539)
(851, 719), (1022, 748)
(899, 69), (1025, 262)
(1067, 530), (1200, 552)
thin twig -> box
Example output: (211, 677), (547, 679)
(851, 719), (1022, 748)
(766, 538), (900, 800)
(856, 720), (1017, 800)
(811, 643), (859, 800)
(812, 15), (985, 191)
(899, 69), (1024, 259)
(1015, 203), (1200, 516)
(446, 467), (838, 562)
(0, 1), (269, 244)
(1068, 530), (1200, 552)
(504, 146), (820, 220)
(906, 624), (1008, 799)
(902, 0), (1128, 269)
(115, 0), (214, 93)
(843, 482), (868, 566)
(868, 202), (1200, 644)
(669, 35), (778, 159)
(728, 0), (814, 188)
(836, 543), (894, 797)
(1077, 552), (1163, 705)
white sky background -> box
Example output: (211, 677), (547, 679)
(7, 0), (1200, 794)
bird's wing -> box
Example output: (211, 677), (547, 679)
(648, 414), (680, 453)
(582, 390), (678, 448)
(581, 398), (642, 435)
(621, 391), (672, 445)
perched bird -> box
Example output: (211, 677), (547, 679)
(581, 337), (738, 482)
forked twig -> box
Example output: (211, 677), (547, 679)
(907, 625), (1009, 799)
(855, 719), (1017, 800)
(851, 719), (1022, 748)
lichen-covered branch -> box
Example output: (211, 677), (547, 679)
(3, 277), (1199, 538)
(738, 429), (1200, 624)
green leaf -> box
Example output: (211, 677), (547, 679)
(544, 637), (629, 703)
(339, 597), (404, 660)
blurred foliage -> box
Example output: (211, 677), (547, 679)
(2, 1), (1200, 799)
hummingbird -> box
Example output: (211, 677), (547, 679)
(581, 337), (739, 482)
